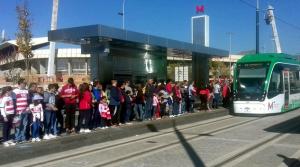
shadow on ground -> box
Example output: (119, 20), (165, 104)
(172, 120), (206, 167)
(277, 154), (300, 167)
(264, 115), (300, 134)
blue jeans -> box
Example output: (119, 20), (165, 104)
(188, 96), (195, 112)
(91, 105), (100, 129)
(44, 110), (57, 135)
(173, 101), (180, 116)
(181, 101), (186, 114)
(32, 119), (41, 138)
(145, 98), (153, 119)
(213, 93), (220, 108)
(15, 112), (29, 142)
(134, 104), (144, 120)
(125, 107), (132, 123)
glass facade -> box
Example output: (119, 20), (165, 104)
(192, 15), (209, 47)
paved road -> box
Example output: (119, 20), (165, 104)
(2, 109), (300, 167)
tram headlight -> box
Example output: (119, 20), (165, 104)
(233, 91), (237, 101)
(260, 91), (267, 101)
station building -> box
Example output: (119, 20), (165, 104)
(0, 24), (228, 85)
(48, 24), (228, 85)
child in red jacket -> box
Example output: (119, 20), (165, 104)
(99, 96), (111, 129)
(78, 83), (92, 133)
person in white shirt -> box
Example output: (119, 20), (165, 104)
(188, 81), (196, 112)
(213, 81), (221, 109)
(29, 95), (44, 142)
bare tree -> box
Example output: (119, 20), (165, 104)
(16, 2), (33, 80)
(209, 60), (230, 79)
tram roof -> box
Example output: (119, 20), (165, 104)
(48, 24), (228, 57)
(237, 53), (300, 64)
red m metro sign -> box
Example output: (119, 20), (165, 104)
(196, 5), (204, 13)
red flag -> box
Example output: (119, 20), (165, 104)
(196, 5), (204, 13)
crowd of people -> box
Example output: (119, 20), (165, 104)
(0, 77), (232, 147)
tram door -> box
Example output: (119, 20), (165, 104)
(283, 70), (290, 108)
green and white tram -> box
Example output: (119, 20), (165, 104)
(233, 53), (300, 114)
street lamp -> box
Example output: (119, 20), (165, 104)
(256, 0), (260, 54)
(118, 0), (126, 29)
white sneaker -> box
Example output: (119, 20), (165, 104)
(8, 140), (16, 146)
(100, 127), (105, 129)
(43, 134), (50, 140)
(84, 129), (91, 133)
(36, 138), (41, 142)
(79, 129), (85, 133)
(31, 138), (36, 142)
(3, 142), (10, 147)
(49, 134), (57, 139)
(105, 126), (109, 129)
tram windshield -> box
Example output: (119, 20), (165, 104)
(236, 62), (270, 101)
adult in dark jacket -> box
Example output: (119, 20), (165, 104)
(135, 85), (145, 121)
(144, 79), (155, 120)
(124, 90), (132, 124)
(119, 83), (126, 124)
(109, 80), (121, 125)
(53, 83), (64, 134)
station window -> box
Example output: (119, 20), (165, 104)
(56, 59), (68, 72)
(72, 59), (87, 73)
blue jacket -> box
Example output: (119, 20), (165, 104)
(92, 88), (101, 102)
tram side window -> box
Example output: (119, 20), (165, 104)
(289, 70), (300, 94)
(268, 65), (283, 98)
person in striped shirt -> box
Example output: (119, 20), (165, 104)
(13, 78), (30, 143)
(0, 86), (16, 147)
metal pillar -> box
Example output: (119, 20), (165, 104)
(85, 59), (88, 75)
(122, 0), (125, 29)
(192, 54), (209, 86)
(67, 59), (72, 76)
(47, 0), (59, 76)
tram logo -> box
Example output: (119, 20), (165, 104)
(268, 101), (275, 110)
(244, 107), (250, 112)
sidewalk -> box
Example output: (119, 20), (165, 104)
(0, 108), (229, 165)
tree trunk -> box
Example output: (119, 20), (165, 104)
(25, 58), (31, 81)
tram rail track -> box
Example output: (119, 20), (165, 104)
(209, 117), (300, 167)
(14, 116), (261, 166)
(21, 116), (265, 167)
